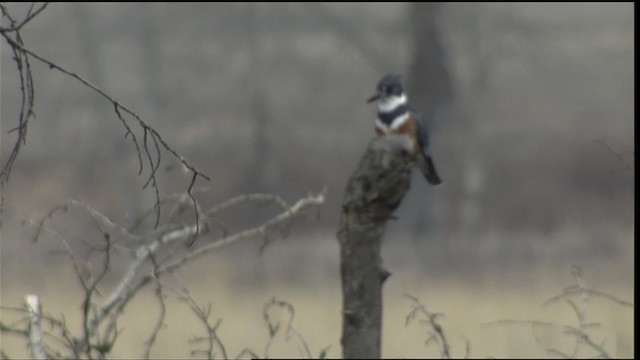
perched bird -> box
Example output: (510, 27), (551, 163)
(367, 74), (442, 185)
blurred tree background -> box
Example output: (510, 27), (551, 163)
(1, 3), (634, 358)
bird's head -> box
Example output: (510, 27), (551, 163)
(367, 74), (405, 103)
(367, 74), (407, 114)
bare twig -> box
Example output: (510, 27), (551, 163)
(404, 293), (451, 359)
(263, 298), (312, 359)
(236, 348), (260, 359)
(486, 319), (610, 359)
(162, 279), (228, 360)
(143, 254), (167, 359)
(546, 348), (572, 358)
(8, 183), (324, 358)
(0, 3), (49, 33)
(1, 4), (210, 238)
(318, 345), (332, 359)
(0, 6), (36, 182)
(24, 295), (47, 360)
(542, 288), (633, 309)
(0, 318), (30, 337)
(127, 187), (209, 233)
(596, 138), (633, 173)
(158, 190), (325, 275)
(482, 319), (556, 328)
(561, 267), (609, 359)
(0, 4), (40, 229)
(202, 192), (296, 250)
(463, 337), (470, 359)
(85, 190), (324, 346)
(205, 193), (291, 218)
(1, 305), (82, 358)
(79, 226), (113, 357)
(563, 326), (610, 359)
(486, 266), (631, 359)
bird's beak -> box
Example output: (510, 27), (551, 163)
(367, 92), (381, 103)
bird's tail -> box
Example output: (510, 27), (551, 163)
(416, 153), (442, 185)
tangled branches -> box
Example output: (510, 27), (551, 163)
(0, 3), (209, 239)
(0, 188), (325, 358)
(484, 265), (633, 359)
(404, 293), (454, 359)
(0, 3), (45, 227)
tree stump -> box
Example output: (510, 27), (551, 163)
(337, 135), (415, 359)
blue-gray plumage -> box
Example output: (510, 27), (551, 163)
(414, 113), (442, 185)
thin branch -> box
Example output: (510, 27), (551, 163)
(0, 318), (30, 336)
(204, 193), (290, 218)
(542, 288), (634, 309)
(0, 5), (36, 182)
(596, 138), (633, 173)
(546, 348), (572, 358)
(0, 2), (49, 32)
(263, 298), (312, 359)
(25, 295), (47, 360)
(482, 319), (556, 329)
(87, 190), (325, 343)
(404, 293), (450, 359)
(143, 254), (167, 359)
(162, 192), (324, 274)
(0, 4), (40, 229)
(236, 348), (260, 359)
(163, 278), (228, 360)
(563, 326), (611, 359)
(30, 199), (144, 246)
(487, 266), (624, 359)
(0, 20), (211, 235)
(185, 172), (202, 246)
(125, 186), (210, 234)
(80, 234), (112, 355)
(2, 305), (83, 358)
(0, 34), (209, 182)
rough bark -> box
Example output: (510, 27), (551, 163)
(337, 135), (415, 359)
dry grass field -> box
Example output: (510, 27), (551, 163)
(1, 230), (633, 359)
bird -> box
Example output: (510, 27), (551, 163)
(367, 74), (442, 185)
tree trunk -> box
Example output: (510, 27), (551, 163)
(406, 3), (453, 241)
(337, 135), (415, 359)
(246, 4), (278, 194)
(407, 3), (453, 112)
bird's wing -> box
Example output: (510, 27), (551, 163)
(413, 112), (431, 153)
